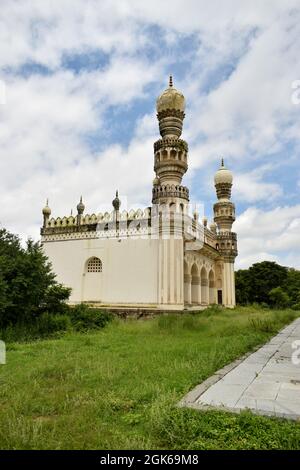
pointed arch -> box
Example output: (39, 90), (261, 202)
(191, 263), (200, 304)
(208, 269), (216, 304)
(201, 266), (209, 305)
(184, 260), (191, 305)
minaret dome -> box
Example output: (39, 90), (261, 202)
(42, 199), (51, 217)
(214, 158), (233, 186)
(156, 75), (185, 114)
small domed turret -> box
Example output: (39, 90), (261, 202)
(112, 190), (121, 211)
(77, 196), (85, 215)
(42, 199), (51, 217)
(156, 75), (185, 114)
(210, 222), (217, 233)
(153, 176), (160, 186)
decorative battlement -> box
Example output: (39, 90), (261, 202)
(152, 184), (189, 203)
(154, 138), (188, 153)
(42, 207), (152, 231)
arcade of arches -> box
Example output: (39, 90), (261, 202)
(184, 259), (222, 306)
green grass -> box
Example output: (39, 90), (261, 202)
(0, 306), (300, 449)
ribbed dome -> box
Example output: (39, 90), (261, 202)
(156, 76), (185, 114)
(214, 159), (233, 185)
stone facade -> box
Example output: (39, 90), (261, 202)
(41, 77), (238, 310)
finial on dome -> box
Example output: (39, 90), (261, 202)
(221, 157), (224, 167)
(169, 75), (173, 87)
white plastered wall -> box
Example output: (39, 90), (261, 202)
(42, 237), (159, 306)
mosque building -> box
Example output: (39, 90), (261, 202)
(41, 77), (238, 310)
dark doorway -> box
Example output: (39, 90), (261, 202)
(217, 290), (223, 305)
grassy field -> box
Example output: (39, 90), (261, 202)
(0, 306), (300, 450)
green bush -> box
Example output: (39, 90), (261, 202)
(260, 302), (270, 309)
(68, 304), (113, 331)
(36, 312), (72, 335)
(291, 303), (300, 311)
(0, 313), (71, 342)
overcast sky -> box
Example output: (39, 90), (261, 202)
(0, 0), (299, 269)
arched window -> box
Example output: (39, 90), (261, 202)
(87, 257), (102, 273)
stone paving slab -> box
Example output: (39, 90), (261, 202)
(180, 317), (300, 420)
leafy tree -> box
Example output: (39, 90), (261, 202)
(0, 228), (71, 327)
(235, 269), (252, 304)
(248, 261), (288, 304)
(235, 261), (300, 307)
(282, 268), (300, 305)
(269, 287), (290, 308)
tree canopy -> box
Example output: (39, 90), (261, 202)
(0, 228), (71, 327)
(235, 261), (300, 308)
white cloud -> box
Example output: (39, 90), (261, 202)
(0, 0), (299, 271)
(234, 165), (283, 202)
(235, 205), (300, 268)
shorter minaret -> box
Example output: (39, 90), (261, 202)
(42, 199), (51, 228)
(213, 159), (238, 307)
(77, 196), (85, 225)
(213, 158), (235, 233)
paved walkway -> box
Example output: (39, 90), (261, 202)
(180, 318), (300, 420)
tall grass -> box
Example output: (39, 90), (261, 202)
(0, 307), (299, 449)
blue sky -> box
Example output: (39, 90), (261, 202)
(0, 0), (299, 268)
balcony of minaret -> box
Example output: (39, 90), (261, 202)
(213, 201), (235, 232)
(215, 232), (238, 260)
(152, 184), (189, 203)
(154, 138), (188, 185)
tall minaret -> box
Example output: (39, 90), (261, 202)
(154, 76), (188, 309)
(152, 76), (189, 206)
(213, 159), (238, 307)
